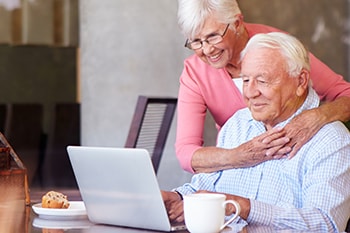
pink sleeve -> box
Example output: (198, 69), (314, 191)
(175, 60), (207, 173)
(309, 53), (350, 100)
(175, 56), (245, 173)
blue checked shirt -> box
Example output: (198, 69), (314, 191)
(175, 88), (350, 232)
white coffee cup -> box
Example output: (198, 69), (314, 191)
(183, 193), (240, 233)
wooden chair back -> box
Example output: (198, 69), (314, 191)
(125, 96), (177, 173)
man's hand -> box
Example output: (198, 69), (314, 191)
(197, 190), (250, 220)
(161, 191), (184, 222)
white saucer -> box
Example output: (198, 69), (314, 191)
(32, 217), (93, 229)
(32, 201), (88, 220)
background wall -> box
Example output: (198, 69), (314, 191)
(79, 0), (193, 189)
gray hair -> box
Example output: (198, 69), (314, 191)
(240, 32), (310, 77)
(177, 0), (241, 39)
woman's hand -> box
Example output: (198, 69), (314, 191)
(234, 127), (291, 168)
(283, 96), (350, 158)
(283, 108), (325, 158)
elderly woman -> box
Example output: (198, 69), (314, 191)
(175, 0), (350, 173)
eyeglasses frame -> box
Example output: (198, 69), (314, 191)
(184, 24), (230, 50)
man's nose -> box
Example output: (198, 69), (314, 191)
(244, 80), (260, 98)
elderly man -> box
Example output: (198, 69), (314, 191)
(162, 32), (350, 232)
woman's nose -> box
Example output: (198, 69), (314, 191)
(201, 41), (215, 54)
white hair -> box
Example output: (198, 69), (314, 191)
(177, 0), (241, 38)
(240, 32), (310, 77)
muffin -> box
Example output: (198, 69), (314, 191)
(41, 191), (70, 209)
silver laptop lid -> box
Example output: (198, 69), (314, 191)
(67, 146), (174, 232)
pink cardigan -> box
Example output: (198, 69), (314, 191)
(176, 23), (350, 172)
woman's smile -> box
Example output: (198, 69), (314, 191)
(203, 48), (228, 68)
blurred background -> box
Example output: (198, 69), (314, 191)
(0, 0), (349, 190)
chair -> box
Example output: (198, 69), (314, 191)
(41, 103), (80, 188)
(345, 121), (350, 131)
(0, 104), (7, 133)
(4, 103), (44, 187)
(124, 96), (177, 174)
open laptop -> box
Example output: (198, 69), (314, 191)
(67, 146), (186, 232)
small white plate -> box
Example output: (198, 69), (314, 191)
(32, 201), (88, 220)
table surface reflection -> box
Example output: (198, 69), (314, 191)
(1, 189), (346, 233)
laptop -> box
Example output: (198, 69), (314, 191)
(67, 145), (186, 232)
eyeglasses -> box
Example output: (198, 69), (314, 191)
(184, 24), (230, 50)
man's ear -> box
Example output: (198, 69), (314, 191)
(296, 69), (310, 96)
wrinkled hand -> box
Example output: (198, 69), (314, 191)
(235, 127), (291, 168)
(283, 108), (324, 158)
(161, 191), (184, 222)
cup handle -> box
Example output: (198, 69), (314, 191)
(220, 200), (241, 231)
